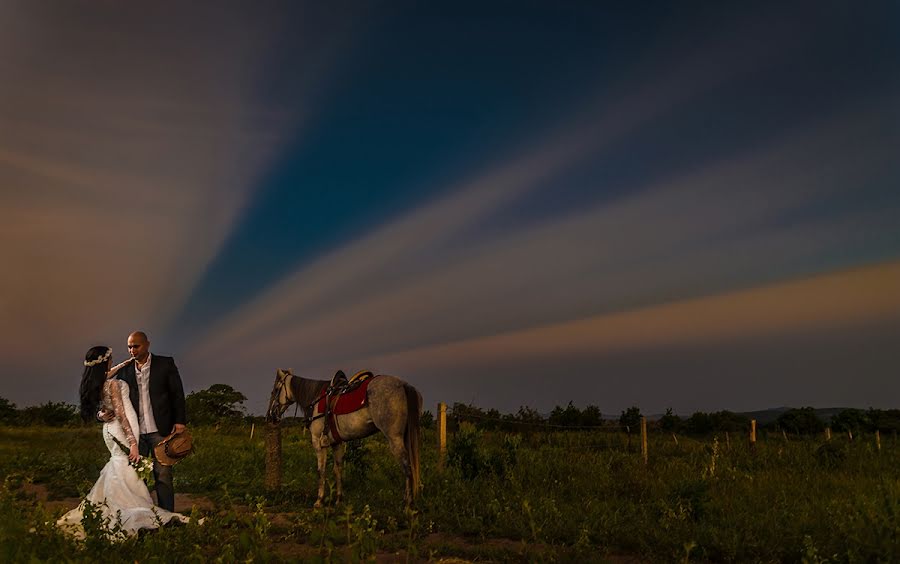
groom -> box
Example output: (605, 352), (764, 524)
(116, 331), (187, 512)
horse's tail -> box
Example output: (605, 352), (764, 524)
(404, 384), (422, 499)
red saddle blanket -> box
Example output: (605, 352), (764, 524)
(316, 375), (378, 416)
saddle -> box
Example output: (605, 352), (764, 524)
(317, 370), (377, 444)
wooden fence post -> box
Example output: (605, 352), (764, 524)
(672, 433), (679, 446)
(264, 422), (282, 491)
(250, 422), (255, 440)
(750, 419), (757, 449)
(438, 402), (447, 468)
(848, 429), (853, 441)
(876, 430), (881, 451)
(825, 427), (831, 441)
(640, 416), (648, 465)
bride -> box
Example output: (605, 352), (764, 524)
(57, 346), (189, 538)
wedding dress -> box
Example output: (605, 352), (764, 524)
(57, 378), (189, 539)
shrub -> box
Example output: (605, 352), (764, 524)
(814, 442), (846, 470)
(342, 439), (370, 477)
(619, 406), (642, 432)
(0, 397), (15, 425)
(18, 402), (78, 426)
(447, 422), (486, 480)
(420, 410), (434, 430)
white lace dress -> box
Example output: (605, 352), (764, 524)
(57, 379), (188, 539)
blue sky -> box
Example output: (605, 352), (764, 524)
(1, 1), (899, 416)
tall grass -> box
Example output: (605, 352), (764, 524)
(1, 423), (898, 562)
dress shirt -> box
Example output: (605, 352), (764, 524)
(135, 354), (159, 434)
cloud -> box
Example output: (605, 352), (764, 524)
(317, 261), (900, 415)
(187, 6), (832, 365)
(172, 4), (899, 415)
(364, 260), (900, 364)
(188, 97), (898, 376)
(197, 259), (900, 415)
(0, 2), (355, 405)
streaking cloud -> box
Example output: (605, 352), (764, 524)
(187, 6), (813, 364)
(0, 2), (354, 405)
(187, 54), (899, 415)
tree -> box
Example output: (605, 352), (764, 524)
(513, 406), (544, 424)
(684, 411), (713, 435)
(830, 408), (871, 433)
(777, 407), (825, 435)
(619, 406), (642, 432)
(186, 384), (247, 425)
(659, 408), (681, 432)
(511, 405), (545, 432)
(0, 396), (16, 424)
(868, 409), (900, 433)
(19, 401), (78, 426)
(580, 405), (603, 427)
(709, 410), (750, 433)
(549, 401), (582, 428)
(681, 410), (748, 435)
(450, 403), (483, 421)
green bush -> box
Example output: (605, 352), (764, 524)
(447, 422), (486, 480)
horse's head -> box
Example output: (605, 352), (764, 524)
(265, 368), (294, 423)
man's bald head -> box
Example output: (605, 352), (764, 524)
(129, 331), (149, 343)
(127, 331), (151, 363)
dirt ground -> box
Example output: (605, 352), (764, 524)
(24, 483), (644, 563)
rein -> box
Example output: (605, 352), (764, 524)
(267, 372), (302, 422)
(289, 373), (319, 424)
(271, 372), (328, 427)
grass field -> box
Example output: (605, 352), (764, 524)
(1, 422), (899, 562)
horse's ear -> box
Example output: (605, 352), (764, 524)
(276, 368), (292, 379)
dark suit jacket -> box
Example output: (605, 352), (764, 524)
(118, 354), (186, 435)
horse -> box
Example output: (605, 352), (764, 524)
(265, 369), (422, 507)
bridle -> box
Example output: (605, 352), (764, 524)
(266, 373), (298, 423)
(266, 371), (323, 426)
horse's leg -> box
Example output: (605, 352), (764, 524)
(368, 376), (419, 507)
(385, 434), (413, 507)
(314, 440), (328, 508)
(332, 442), (346, 505)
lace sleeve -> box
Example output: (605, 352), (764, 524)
(106, 358), (133, 379)
(106, 380), (137, 446)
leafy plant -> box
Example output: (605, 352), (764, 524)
(447, 422), (486, 480)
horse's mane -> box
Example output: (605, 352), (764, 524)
(290, 376), (329, 418)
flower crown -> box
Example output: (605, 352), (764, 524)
(84, 348), (112, 367)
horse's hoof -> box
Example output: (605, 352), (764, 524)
(313, 500), (323, 508)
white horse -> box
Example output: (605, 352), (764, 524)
(266, 369), (422, 507)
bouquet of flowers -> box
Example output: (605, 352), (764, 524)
(108, 432), (155, 489)
(131, 456), (155, 488)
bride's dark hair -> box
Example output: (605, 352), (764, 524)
(79, 346), (110, 423)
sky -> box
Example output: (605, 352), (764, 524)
(1, 1), (899, 417)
